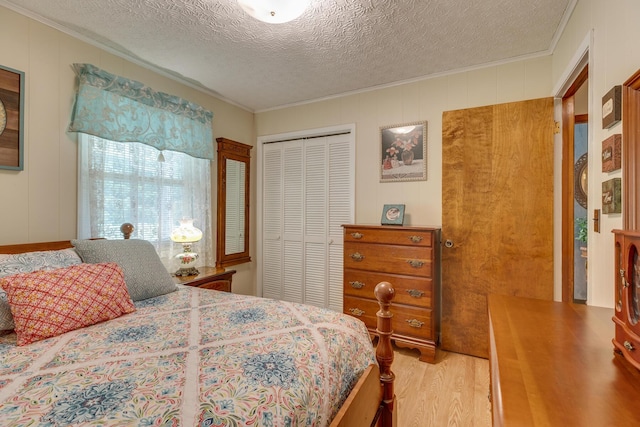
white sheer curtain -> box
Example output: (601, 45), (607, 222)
(77, 133), (213, 270)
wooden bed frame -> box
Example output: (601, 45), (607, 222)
(0, 225), (397, 427)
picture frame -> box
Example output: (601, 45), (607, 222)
(380, 120), (427, 183)
(0, 64), (25, 171)
(381, 204), (405, 225)
(602, 178), (622, 214)
(602, 134), (621, 172)
(602, 85), (621, 130)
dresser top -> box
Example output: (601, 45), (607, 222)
(489, 294), (640, 425)
(342, 224), (441, 231)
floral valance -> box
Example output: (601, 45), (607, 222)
(68, 64), (214, 160)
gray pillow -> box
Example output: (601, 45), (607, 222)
(0, 248), (83, 331)
(71, 239), (177, 301)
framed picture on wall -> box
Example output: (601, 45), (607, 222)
(602, 178), (622, 214)
(380, 120), (427, 183)
(0, 64), (24, 171)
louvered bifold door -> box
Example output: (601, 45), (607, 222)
(282, 141), (305, 303)
(261, 144), (283, 300)
(327, 135), (353, 312)
(261, 133), (353, 311)
(303, 138), (328, 308)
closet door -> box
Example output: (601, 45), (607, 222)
(261, 134), (353, 311)
(326, 135), (353, 312)
(262, 145), (284, 300)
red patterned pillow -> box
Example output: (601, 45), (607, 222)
(0, 262), (136, 346)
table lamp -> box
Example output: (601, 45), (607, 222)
(170, 218), (203, 276)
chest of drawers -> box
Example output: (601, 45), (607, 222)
(343, 224), (441, 362)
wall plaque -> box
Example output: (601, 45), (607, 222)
(602, 85), (621, 129)
(602, 134), (622, 172)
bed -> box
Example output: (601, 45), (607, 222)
(0, 231), (396, 426)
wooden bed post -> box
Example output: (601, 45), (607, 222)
(374, 281), (396, 427)
(120, 223), (134, 239)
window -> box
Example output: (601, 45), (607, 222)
(78, 134), (213, 269)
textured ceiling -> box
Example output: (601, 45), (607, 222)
(2, 0), (574, 112)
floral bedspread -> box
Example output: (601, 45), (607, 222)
(0, 287), (376, 426)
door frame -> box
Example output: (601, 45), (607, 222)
(561, 65), (588, 303)
(554, 31), (592, 303)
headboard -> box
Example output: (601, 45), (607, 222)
(0, 223), (134, 254)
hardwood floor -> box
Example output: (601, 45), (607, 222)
(392, 346), (491, 426)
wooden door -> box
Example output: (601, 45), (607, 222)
(441, 97), (555, 358)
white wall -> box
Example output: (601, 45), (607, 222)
(0, 6), (256, 295)
(256, 0), (640, 309)
(256, 57), (552, 228)
(552, 0), (640, 308)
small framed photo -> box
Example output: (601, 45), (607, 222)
(602, 85), (621, 129)
(602, 178), (622, 214)
(381, 204), (405, 225)
(380, 120), (427, 183)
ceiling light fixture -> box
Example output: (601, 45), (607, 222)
(238, 0), (311, 24)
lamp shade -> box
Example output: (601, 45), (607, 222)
(238, 0), (310, 24)
(170, 219), (203, 243)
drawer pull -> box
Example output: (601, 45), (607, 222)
(407, 289), (424, 298)
(406, 319), (424, 328)
(409, 235), (423, 243)
(350, 252), (365, 262)
(350, 232), (364, 239)
(349, 308), (365, 317)
(407, 259), (424, 268)
(350, 281), (365, 289)
(624, 340), (635, 352)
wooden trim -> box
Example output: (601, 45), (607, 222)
(623, 70), (640, 229)
(561, 95), (576, 303)
(0, 241), (73, 254)
(575, 114), (589, 123)
(561, 63), (588, 303)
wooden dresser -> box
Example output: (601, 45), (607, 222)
(342, 224), (441, 362)
(488, 294), (640, 426)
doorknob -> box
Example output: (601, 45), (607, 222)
(444, 240), (454, 248)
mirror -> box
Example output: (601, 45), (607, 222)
(216, 137), (252, 268)
(225, 159), (245, 254)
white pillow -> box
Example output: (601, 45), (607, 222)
(71, 239), (177, 301)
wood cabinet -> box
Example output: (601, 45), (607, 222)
(173, 266), (236, 292)
(342, 224), (441, 362)
(488, 294), (640, 426)
(613, 229), (640, 369)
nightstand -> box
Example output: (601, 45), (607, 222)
(172, 266), (236, 292)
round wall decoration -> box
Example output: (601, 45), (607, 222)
(0, 99), (6, 136)
(574, 153), (588, 209)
